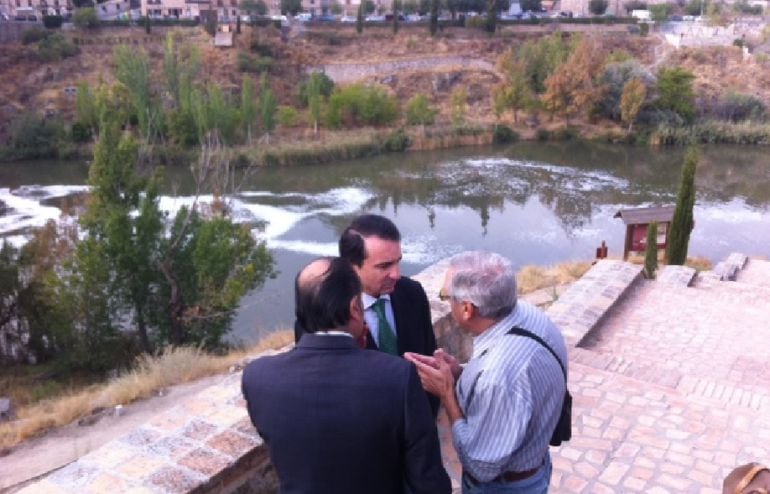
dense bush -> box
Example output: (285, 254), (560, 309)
(325, 84), (400, 128)
(405, 94), (437, 126)
(71, 121), (93, 143)
(589, 0), (609, 15)
(8, 113), (65, 159)
(21, 27), (51, 45)
(277, 105), (301, 127)
(297, 72), (335, 107)
(43, 15), (64, 29)
(381, 128), (411, 152)
(492, 124), (519, 144)
(707, 92), (767, 122)
(38, 33), (79, 61)
(73, 7), (99, 29)
(237, 52), (274, 73)
(599, 59), (652, 121)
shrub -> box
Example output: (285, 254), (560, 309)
(623, 0), (647, 13)
(381, 128), (411, 152)
(250, 39), (274, 57)
(639, 22), (649, 35)
(589, 0), (609, 15)
(73, 8), (99, 29)
(277, 105), (301, 127)
(535, 128), (551, 140)
(709, 92), (766, 122)
(43, 15), (64, 29)
(9, 113), (65, 159)
(38, 33), (79, 61)
(405, 94), (437, 126)
(492, 124), (519, 144)
(297, 72), (335, 107)
(237, 52), (274, 73)
(21, 27), (51, 45)
(325, 84), (399, 128)
(71, 121), (92, 143)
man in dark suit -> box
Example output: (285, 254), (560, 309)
(242, 257), (451, 494)
(295, 214), (437, 360)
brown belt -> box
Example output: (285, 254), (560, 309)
(465, 466), (539, 485)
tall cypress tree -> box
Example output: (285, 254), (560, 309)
(644, 221), (658, 279)
(666, 147), (698, 265)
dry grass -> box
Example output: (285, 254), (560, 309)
(517, 261), (593, 295)
(0, 329), (294, 451)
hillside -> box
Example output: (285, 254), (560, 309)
(1, 22), (769, 142)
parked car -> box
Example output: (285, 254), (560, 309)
(340, 14), (356, 22)
(365, 14), (385, 22)
(384, 13), (406, 21)
(317, 13), (336, 22)
(295, 12), (312, 22)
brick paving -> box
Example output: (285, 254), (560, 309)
(441, 257), (770, 493)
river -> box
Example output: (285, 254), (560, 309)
(1, 141), (769, 343)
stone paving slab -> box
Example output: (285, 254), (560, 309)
(737, 258), (770, 289)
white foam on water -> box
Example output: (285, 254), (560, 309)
(311, 187), (374, 216)
(0, 188), (63, 234)
(239, 202), (309, 240)
(14, 184), (91, 199)
(695, 202), (766, 223)
(268, 239), (340, 257)
(399, 236), (464, 265)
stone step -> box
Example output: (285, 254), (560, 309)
(736, 257), (770, 289)
(547, 260), (643, 348)
(656, 265), (696, 286)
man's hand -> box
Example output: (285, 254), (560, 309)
(404, 352), (455, 402)
(434, 348), (462, 380)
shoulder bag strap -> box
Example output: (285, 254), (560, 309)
(507, 326), (567, 381)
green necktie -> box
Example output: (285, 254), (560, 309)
(372, 298), (398, 355)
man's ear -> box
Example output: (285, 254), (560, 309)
(460, 301), (476, 322)
(349, 295), (364, 324)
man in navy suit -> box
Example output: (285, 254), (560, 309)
(242, 257), (451, 494)
(295, 214), (437, 360)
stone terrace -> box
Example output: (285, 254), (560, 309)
(14, 257), (770, 493)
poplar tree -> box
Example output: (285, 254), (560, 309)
(259, 72), (277, 141)
(620, 77), (646, 132)
(666, 147), (698, 265)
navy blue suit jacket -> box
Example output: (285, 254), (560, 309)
(241, 333), (451, 494)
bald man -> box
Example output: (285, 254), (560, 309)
(242, 257), (451, 494)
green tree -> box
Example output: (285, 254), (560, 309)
(241, 76), (257, 144)
(666, 147), (698, 265)
(281, 0), (302, 15)
(484, 0), (497, 33)
(405, 94), (437, 126)
(429, 0), (439, 35)
(73, 7), (99, 29)
(520, 0), (541, 12)
(620, 77), (646, 131)
(451, 86), (467, 127)
(114, 46), (162, 140)
(259, 72), (277, 140)
(518, 33), (573, 94)
(79, 116), (164, 353)
(498, 54), (534, 123)
(307, 73), (324, 135)
(649, 3), (673, 21)
(240, 0), (268, 16)
(643, 221), (658, 278)
(589, 0), (609, 14)
(357, 2), (365, 33)
(541, 37), (605, 124)
(656, 66), (696, 124)
(74, 82), (98, 140)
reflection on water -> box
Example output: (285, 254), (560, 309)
(1, 143), (769, 342)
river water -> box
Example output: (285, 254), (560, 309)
(1, 141), (769, 343)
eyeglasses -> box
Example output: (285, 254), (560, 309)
(438, 290), (451, 302)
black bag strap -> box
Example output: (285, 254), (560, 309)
(507, 326), (567, 382)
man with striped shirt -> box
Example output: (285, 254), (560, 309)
(406, 251), (567, 493)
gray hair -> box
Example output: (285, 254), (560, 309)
(448, 251), (517, 320)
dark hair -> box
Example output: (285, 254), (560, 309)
(338, 214), (401, 267)
(295, 257), (362, 333)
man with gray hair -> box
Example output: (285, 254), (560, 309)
(406, 251), (567, 493)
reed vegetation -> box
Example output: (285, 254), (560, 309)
(516, 261), (593, 295)
(650, 121), (770, 146)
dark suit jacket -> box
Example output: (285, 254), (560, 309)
(241, 334), (451, 494)
(294, 277), (438, 357)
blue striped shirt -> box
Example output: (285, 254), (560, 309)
(451, 300), (568, 482)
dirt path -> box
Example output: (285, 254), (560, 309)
(0, 372), (233, 493)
